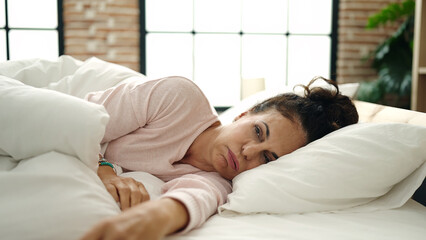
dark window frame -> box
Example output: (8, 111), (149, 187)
(139, 0), (339, 111)
(139, 0), (339, 81)
(0, 0), (64, 60)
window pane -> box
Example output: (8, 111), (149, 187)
(288, 0), (332, 34)
(146, 0), (193, 32)
(8, 0), (57, 28)
(146, 33), (193, 79)
(0, 30), (6, 62)
(194, 0), (241, 33)
(242, 34), (287, 91)
(143, 1), (334, 107)
(9, 30), (58, 60)
(242, 0), (288, 33)
(194, 34), (240, 106)
(0, 0), (5, 28)
(287, 35), (330, 87)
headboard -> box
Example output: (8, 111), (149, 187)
(354, 100), (426, 206)
(354, 100), (426, 126)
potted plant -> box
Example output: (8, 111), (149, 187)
(356, 0), (415, 109)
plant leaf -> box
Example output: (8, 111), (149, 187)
(366, 0), (415, 29)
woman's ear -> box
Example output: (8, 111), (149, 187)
(233, 111), (248, 122)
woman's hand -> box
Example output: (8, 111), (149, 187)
(97, 165), (150, 210)
(80, 198), (189, 240)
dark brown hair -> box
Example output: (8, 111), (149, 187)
(249, 77), (359, 143)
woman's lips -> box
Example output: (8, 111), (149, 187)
(227, 148), (239, 172)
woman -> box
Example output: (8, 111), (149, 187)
(81, 76), (358, 240)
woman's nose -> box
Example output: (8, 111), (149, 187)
(242, 143), (261, 161)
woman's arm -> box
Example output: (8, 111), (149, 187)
(80, 198), (189, 240)
(161, 172), (232, 232)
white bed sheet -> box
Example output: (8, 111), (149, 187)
(169, 199), (426, 240)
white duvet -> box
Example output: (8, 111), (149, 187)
(0, 56), (425, 240)
(0, 56), (161, 240)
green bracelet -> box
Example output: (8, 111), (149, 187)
(99, 161), (114, 169)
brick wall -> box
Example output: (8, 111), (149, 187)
(63, 0), (140, 71)
(62, 0), (402, 82)
(337, 0), (404, 83)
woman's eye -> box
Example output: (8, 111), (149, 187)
(254, 125), (262, 140)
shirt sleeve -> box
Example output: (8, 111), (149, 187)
(160, 172), (232, 233)
(85, 81), (143, 143)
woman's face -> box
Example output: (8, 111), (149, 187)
(211, 109), (307, 180)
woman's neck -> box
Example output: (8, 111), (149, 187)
(180, 121), (221, 171)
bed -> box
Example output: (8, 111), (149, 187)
(0, 56), (425, 240)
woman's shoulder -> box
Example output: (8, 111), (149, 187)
(154, 76), (203, 96)
(129, 76), (216, 118)
(139, 76), (209, 105)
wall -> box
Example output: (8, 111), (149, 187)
(337, 0), (405, 83)
(63, 0), (140, 71)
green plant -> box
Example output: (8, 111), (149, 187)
(356, 0), (415, 108)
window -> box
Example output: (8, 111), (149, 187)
(0, 0), (63, 62)
(142, 0), (337, 107)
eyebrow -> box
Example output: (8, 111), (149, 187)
(261, 121), (279, 160)
(262, 121), (270, 138)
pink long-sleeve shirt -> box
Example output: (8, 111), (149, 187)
(85, 76), (232, 232)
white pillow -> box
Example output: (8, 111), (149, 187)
(219, 88), (286, 124)
(338, 82), (360, 99)
(0, 76), (109, 171)
(218, 123), (426, 215)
